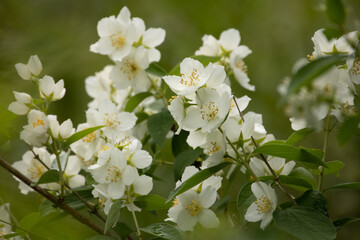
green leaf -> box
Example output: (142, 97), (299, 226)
(286, 55), (347, 97)
(147, 108), (174, 147)
(136, 112), (150, 125)
(125, 92), (153, 112)
(140, 223), (182, 240)
(166, 162), (230, 203)
(134, 194), (172, 211)
(39, 200), (56, 216)
(326, 0), (345, 25)
(323, 28), (343, 40)
(333, 217), (360, 230)
(253, 141), (326, 168)
(295, 190), (329, 217)
(323, 182), (360, 192)
(274, 206), (336, 240)
(310, 161), (344, 177)
(174, 149), (202, 181)
(171, 130), (190, 157)
(237, 182), (256, 216)
(31, 169), (59, 186)
(169, 55), (221, 76)
(63, 125), (104, 148)
(336, 115), (360, 146)
(146, 62), (168, 77)
(113, 222), (133, 240)
(289, 167), (317, 189)
(104, 200), (122, 234)
(286, 128), (314, 145)
(279, 175), (313, 190)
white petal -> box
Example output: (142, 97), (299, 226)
(198, 186), (217, 208)
(198, 208), (219, 228)
(245, 202), (263, 222)
(260, 213), (273, 230)
(132, 150), (152, 169)
(47, 115), (60, 138)
(122, 166), (137, 185)
(133, 175), (153, 195)
(59, 119), (73, 139)
(182, 106), (204, 131)
(219, 29), (240, 51)
(68, 175), (85, 188)
(108, 182), (125, 199)
(186, 130), (206, 149)
(143, 28), (166, 48)
(15, 63), (31, 80)
(14, 91), (32, 104)
(176, 208), (198, 231)
(8, 102), (28, 115)
(39, 75), (55, 97)
(177, 189), (197, 206)
(27, 55), (42, 76)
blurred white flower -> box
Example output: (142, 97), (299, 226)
(39, 75), (66, 101)
(8, 91), (32, 115)
(15, 55), (42, 80)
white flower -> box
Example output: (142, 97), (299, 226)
(183, 88), (231, 133)
(131, 17), (166, 62)
(39, 75), (66, 101)
(168, 96), (185, 134)
(110, 46), (150, 93)
(123, 174), (153, 212)
(116, 136), (152, 169)
(163, 58), (213, 96)
(177, 166), (222, 191)
(166, 186), (219, 231)
(250, 157), (295, 177)
(92, 184), (114, 214)
(64, 156), (85, 188)
(230, 46), (254, 91)
(20, 110), (50, 148)
(89, 147), (137, 199)
(90, 7), (136, 61)
(47, 115), (74, 139)
(86, 98), (137, 139)
(12, 147), (53, 194)
(241, 112), (267, 140)
(195, 34), (220, 56)
(8, 91), (32, 115)
(245, 181), (277, 230)
(15, 55), (42, 80)
(229, 95), (251, 117)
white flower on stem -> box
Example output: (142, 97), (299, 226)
(177, 166), (222, 191)
(250, 157), (296, 177)
(89, 147), (137, 199)
(90, 7), (136, 61)
(12, 147), (53, 194)
(47, 115), (74, 139)
(110, 46), (150, 93)
(85, 65), (113, 100)
(39, 75), (66, 101)
(201, 129), (227, 167)
(163, 58), (213, 96)
(229, 95), (251, 117)
(245, 181), (277, 230)
(168, 96), (185, 134)
(230, 46), (254, 91)
(183, 88), (231, 133)
(20, 110), (49, 147)
(195, 34), (220, 56)
(241, 112), (267, 140)
(131, 17), (166, 62)
(8, 91), (32, 115)
(15, 55), (42, 80)
(64, 156), (85, 188)
(166, 186), (219, 231)
(92, 183), (115, 214)
(115, 136), (152, 169)
(86, 98), (137, 139)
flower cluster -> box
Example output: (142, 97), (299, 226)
(278, 29), (360, 130)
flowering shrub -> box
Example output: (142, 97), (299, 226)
(1, 1), (360, 240)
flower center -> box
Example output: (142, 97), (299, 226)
(200, 101), (219, 120)
(351, 57), (360, 76)
(172, 198), (179, 207)
(82, 132), (96, 143)
(28, 162), (46, 180)
(255, 195), (272, 214)
(186, 199), (202, 216)
(99, 145), (110, 152)
(110, 31), (126, 48)
(120, 60), (139, 80)
(206, 141), (220, 155)
(104, 112), (121, 129)
(235, 60), (248, 74)
(32, 118), (45, 128)
(180, 69), (200, 87)
(105, 166), (122, 182)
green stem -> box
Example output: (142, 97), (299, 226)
(0, 219), (47, 240)
(127, 187), (142, 240)
(51, 138), (65, 198)
(318, 115), (331, 191)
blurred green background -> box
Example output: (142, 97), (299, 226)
(0, 0), (359, 239)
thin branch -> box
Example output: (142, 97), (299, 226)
(0, 219), (48, 240)
(318, 114), (331, 191)
(0, 156), (112, 236)
(232, 95), (297, 206)
(127, 187), (142, 240)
